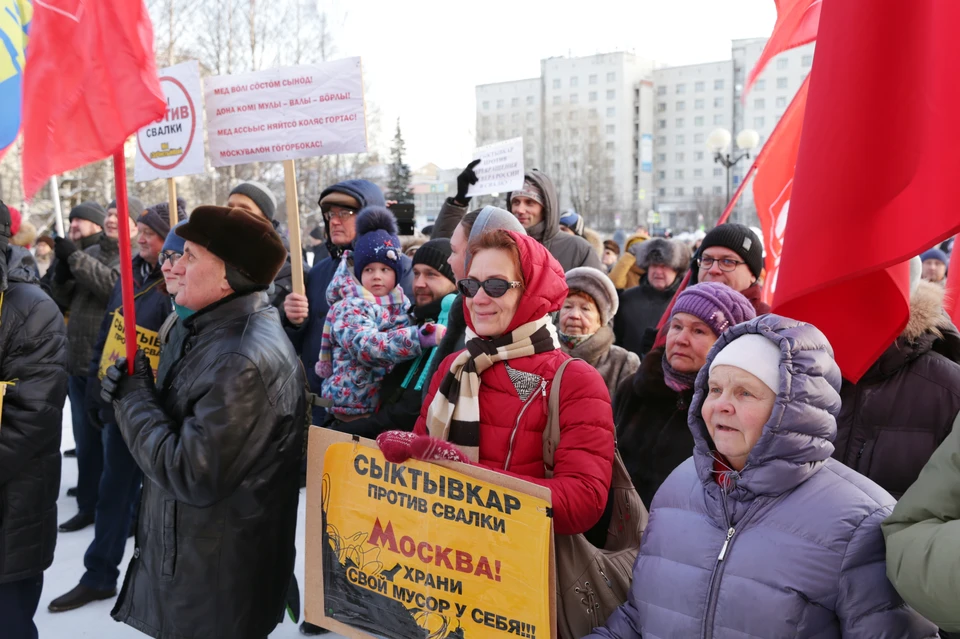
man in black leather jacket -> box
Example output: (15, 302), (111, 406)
(101, 205), (306, 639)
(0, 201), (69, 638)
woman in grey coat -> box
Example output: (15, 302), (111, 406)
(587, 314), (938, 639)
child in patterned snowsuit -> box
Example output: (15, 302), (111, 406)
(316, 207), (444, 421)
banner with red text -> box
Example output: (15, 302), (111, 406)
(306, 430), (553, 639)
(204, 57), (366, 167)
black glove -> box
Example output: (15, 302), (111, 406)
(54, 236), (78, 261)
(453, 159), (481, 206)
(101, 350), (155, 405)
(54, 256), (73, 283)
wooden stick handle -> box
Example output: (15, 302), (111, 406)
(283, 159), (305, 295)
(167, 178), (179, 225)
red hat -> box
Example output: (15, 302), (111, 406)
(8, 206), (20, 237)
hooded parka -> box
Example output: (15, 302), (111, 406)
(415, 232), (614, 535)
(587, 315), (938, 639)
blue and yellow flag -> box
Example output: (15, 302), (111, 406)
(0, 0), (30, 155)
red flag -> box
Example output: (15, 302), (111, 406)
(744, 0), (821, 96)
(773, 0), (960, 383)
(20, 0), (165, 199)
(752, 75), (809, 305)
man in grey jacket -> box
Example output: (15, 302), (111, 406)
(49, 199), (139, 533)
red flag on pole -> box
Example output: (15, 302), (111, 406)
(773, 0), (960, 383)
(752, 75), (810, 306)
(20, 0), (165, 199)
(744, 0), (821, 97)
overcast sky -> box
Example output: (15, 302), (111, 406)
(324, 0), (777, 169)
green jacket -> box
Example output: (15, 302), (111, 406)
(883, 412), (960, 632)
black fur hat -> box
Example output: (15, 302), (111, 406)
(633, 237), (692, 273)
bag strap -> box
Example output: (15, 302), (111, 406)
(542, 357), (581, 478)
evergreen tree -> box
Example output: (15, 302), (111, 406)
(387, 119), (413, 203)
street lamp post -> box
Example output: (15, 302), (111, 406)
(706, 128), (760, 218)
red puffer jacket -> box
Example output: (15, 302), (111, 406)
(415, 231), (615, 535)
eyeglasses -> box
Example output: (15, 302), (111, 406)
(158, 251), (181, 267)
(322, 206), (358, 222)
(457, 278), (523, 299)
(698, 255), (746, 272)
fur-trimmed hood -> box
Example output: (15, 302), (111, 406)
(630, 237), (691, 273)
(582, 227), (604, 259)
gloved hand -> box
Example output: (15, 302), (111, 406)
(100, 350), (155, 405)
(54, 236), (78, 261)
(453, 159), (481, 206)
(418, 323), (446, 349)
(377, 431), (471, 465)
(377, 430), (417, 463)
(54, 256), (73, 283)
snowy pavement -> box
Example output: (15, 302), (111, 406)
(36, 398), (345, 639)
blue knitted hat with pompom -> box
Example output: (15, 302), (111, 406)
(353, 206), (402, 284)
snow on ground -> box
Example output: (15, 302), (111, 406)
(37, 397), (345, 639)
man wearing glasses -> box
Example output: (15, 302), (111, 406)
(695, 223), (771, 315)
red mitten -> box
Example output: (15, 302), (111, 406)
(377, 430), (417, 463)
(410, 435), (471, 464)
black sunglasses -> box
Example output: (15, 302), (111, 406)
(457, 278), (523, 298)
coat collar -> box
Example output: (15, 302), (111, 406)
(184, 291), (268, 335)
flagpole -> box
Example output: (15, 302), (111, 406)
(715, 162), (757, 226)
(49, 177), (64, 237)
(113, 149), (138, 374)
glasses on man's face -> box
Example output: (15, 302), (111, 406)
(322, 206), (357, 222)
(457, 278), (523, 299)
(698, 255), (746, 272)
(158, 251), (181, 267)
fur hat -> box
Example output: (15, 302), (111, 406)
(603, 239), (620, 256)
(176, 206), (287, 288)
(36, 235), (55, 250)
(700, 223), (763, 279)
(353, 206), (402, 284)
(633, 237), (691, 272)
(564, 267), (619, 326)
(11, 220), (36, 248)
(230, 181), (277, 221)
(672, 282), (756, 338)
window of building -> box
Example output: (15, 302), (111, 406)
(606, 141), (615, 150)
(570, 144), (579, 153)
(713, 167), (723, 177)
(552, 95), (561, 105)
(675, 187), (685, 196)
(753, 116), (765, 127)
(568, 110), (577, 121)
(676, 83), (686, 94)
(606, 124), (615, 134)
(606, 89), (616, 99)
(606, 107), (616, 117)
(776, 58), (788, 70)
(775, 96), (787, 108)
(656, 135), (666, 145)
(552, 78), (561, 89)
(694, 133), (704, 144)
(695, 81), (705, 92)
(695, 151), (704, 160)
(657, 85), (666, 95)
(714, 79), (724, 90)
(526, 112), (534, 122)
(713, 185), (723, 195)
(570, 93), (579, 104)
(676, 100), (686, 111)
(675, 117), (684, 127)
(675, 152), (685, 162)
(526, 95), (535, 105)
(569, 127), (579, 137)
(496, 114), (505, 124)
(675, 169), (684, 179)
(754, 98), (765, 109)
(657, 102), (667, 113)
(511, 97), (519, 107)
(694, 168), (703, 178)
(676, 134), (685, 145)
(657, 170), (666, 180)
(511, 113), (520, 122)
(589, 91), (598, 101)
(713, 97), (723, 108)
(607, 72), (616, 82)
(589, 125), (598, 136)
(552, 145), (561, 154)
(589, 74), (598, 85)
(497, 129), (505, 138)
(755, 79), (766, 90)
(695, 98), (704, 109)
(589, 108), (598, 117)
(553, 128), (561, 137)
(656, 153), (665, 162)
(713, 114), (724, 125)
(553, 163), (561, 174)
(802, 55), (813, 67)
(775, 114), (782, 123)
(658, 187), (666, 197)
(694, 116), (704, 127)
(512, 129), (519, 137)
(482, 101), (490, 110)
(496, 99), (504, 108)
(570, 77), (579, 87)
(777, 77), (788, 89)
(694, 186), (704, 196)
(526, 127), (535, 137)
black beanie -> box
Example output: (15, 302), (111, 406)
(69, 201), (106, 228)
(699, 223), (763, 279)
(412, 238), (455, 284)
(230, 181), (277, 221)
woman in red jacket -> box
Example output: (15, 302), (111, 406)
(383, 229), (615, 535)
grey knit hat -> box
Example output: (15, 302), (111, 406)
(564, 267), (619, 326)
(230, 181), (277, 221)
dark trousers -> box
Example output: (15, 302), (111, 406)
(69, 375), (102, 514)
(81, 421), (142, 591)
(0, 574), (43, 639)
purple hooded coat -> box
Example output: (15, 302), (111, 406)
(587, 315), (938, 639)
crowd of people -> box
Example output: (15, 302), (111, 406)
(0, 158), (958, 639)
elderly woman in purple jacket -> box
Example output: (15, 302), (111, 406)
(587, 314), (938, 639)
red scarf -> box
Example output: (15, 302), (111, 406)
(712, 452), (737, 491)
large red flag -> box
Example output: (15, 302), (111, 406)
(752, 75), (809, 305)
(773, 0), (960, 383)
(744, 0), (821, 97)
(20, 0), (165, 199)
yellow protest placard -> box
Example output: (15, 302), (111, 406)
(306, 430), (554, 639)
(97, 310), (161, 380)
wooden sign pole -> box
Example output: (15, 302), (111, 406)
(167, 178), (179, 225)
(283, 159), (305, 295)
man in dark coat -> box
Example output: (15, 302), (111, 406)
(100, 205), (305, 639)
(50, 202), (173, 612)
(0, 201), (68, 638)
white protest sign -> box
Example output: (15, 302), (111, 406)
(134, 60), (205, 183)
(204, 57), (366, 167)
(466, 137), (525, 197)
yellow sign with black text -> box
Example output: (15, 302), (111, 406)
(96, 310), (161, 380)
(317, 440), (552, 639)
